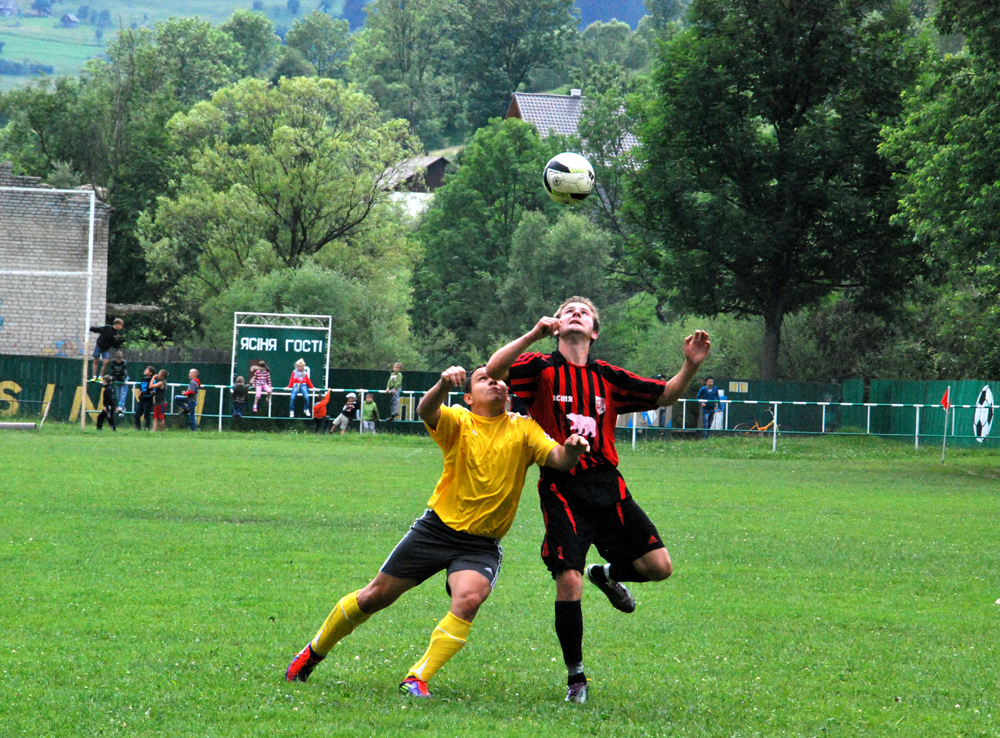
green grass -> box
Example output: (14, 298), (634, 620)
(0, 17), (104, 87)
(0, 1), (345, 89)
(2, 428), (999, 736)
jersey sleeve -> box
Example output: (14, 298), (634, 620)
(599, 361), (666, 414)
(508, 352), (549, 407)
(521, 416), (560, 467)
(426, 404), (462, 451)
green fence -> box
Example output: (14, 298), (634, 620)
(0, 355), (996, 447)
(0, 355), (443, 430)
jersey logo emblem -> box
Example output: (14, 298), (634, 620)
(595, 396), (606, 415)
(648, 534), (658, 545)
(554, 394), (573, 403)
(567, 413), (597, 438)
(484, 567), (493, 575)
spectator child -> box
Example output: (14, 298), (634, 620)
(89, 318), (124, 381)
(361, 394), (380, 434)
(331, 392), (358, 435)
(110, 351), (129, 416)
(232, 376), (249, 418)
(173, 369), (201, 431)
(134, 366), (155, 431)
(312, 390), (332, 434)
(252, 361), (272, 413)
(96, 375), (117, 431)
(385, 362), (403, 420)
(287, 358), (314, 418)
(151, 369), (168, 432)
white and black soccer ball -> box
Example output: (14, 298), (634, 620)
(974, 385), (994, 443)
(543, 152), (595, 204)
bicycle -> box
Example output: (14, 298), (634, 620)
(732, 407), (779, 437)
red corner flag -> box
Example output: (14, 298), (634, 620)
(941, 387), (952, 411)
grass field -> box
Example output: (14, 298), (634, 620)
(0, 1), (344, 89)
(2, 428), (999, 736)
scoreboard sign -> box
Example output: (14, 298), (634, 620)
(231, 314), (332, 390)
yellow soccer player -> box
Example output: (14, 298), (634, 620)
(284, 365), (590, 697)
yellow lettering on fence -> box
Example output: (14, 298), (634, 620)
(69, 386), (100, 423)
(0, 380), (22, 417)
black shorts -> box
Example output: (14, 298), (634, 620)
(380, 510), (503, 594)
(538, 473), (664, 576)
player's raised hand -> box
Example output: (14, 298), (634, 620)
(684, 330), (712, 366)
(564, 433), (591, 456)
(440, 366), (466, 390)
(531, 316), (561, 340)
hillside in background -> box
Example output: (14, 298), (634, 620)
(0, 0), (648, 89)
(577, 0), (646, 27)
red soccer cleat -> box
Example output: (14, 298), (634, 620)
(285, 643), (324, 682)
(399, 676), (432, 698)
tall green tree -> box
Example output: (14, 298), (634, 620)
(881, 0), (1000, 375)
(455, 0), (578, 128)
(412, 118), (559, 365)
(629, 0), (925, 380)
(141, 76), (420, 332)
(284, 10), (352, 78)
(498, 210), (615, 334)
(220, 9), (281, 78)
(349, 0), (463, 145)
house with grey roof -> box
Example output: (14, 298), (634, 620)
(505, 89), (639, 150)
(385, 155), (449, 193)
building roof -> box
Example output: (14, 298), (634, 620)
(506, 91), (639, 150)
(506, 92), (585, 138)
(384, 155), (448, 190)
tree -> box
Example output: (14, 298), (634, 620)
(144, 77), (419, 285)
(455, 0), (578, 128)
(629, 0), (925, 380)
(200, 261), (423, 366)
(285, 10), (351, 78)
(269, 46), (317, 82)
(349, 0), (462, 144)
(643, 0), (687, 30)
(152, 17), (243, 107)
(498, 210), (614, 334)
(412, 118), (559, 365)
(881, 0), (1000, 376)
(220, 9), (281, 78)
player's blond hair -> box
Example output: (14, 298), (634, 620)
(555, 296), (600, 335)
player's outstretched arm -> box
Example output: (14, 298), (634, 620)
(418, 366), (465, 430)
(486, 316), (560, 381)
(544, 433), (591, 471)
(657, 330), (712, 407)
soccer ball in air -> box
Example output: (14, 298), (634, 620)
(543, 152), (595, 204)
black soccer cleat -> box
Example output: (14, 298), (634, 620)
(585, 564), (636, 613)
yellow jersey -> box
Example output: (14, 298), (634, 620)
(425, 404), (559, 539)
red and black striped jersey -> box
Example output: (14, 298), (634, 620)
(509, 350), (666, 476)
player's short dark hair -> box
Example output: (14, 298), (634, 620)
(113, 318), (123, 326)
(463, 365), (487, 395)
(706, 376), (714, 381)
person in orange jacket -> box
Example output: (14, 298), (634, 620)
(312, 390), (332, 434)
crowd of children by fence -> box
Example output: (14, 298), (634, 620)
(84, 354), (408, 434)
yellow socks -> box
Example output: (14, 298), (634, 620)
(311, 591), (372, 656)
(406, 612), (472, 682)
